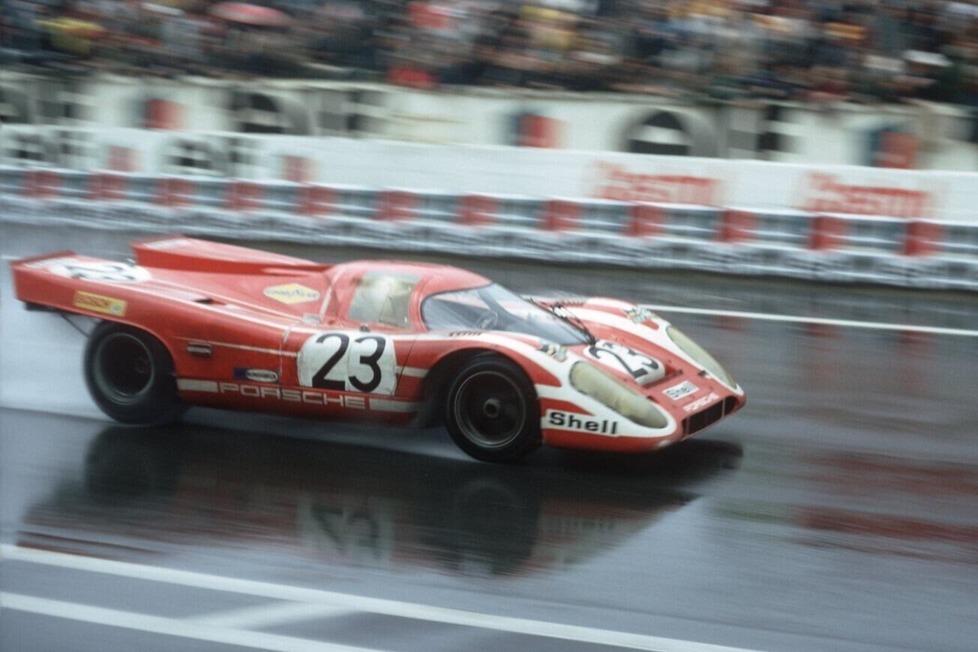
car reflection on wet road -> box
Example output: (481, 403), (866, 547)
(19, 421), (741, 578)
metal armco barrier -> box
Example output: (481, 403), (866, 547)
(2, 168), (977, 292)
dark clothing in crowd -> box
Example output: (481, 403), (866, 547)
(3, 0), (978, 107)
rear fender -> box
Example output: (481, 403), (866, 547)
(11, 253), (178, 362)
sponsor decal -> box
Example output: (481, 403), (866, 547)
(73, 291), (127, 317)
(625, 306), (656, 324)
(664, 380), (699, 401)
(797, 172), (933, 218)
(264, 283), (321, 305)
(546, 410), (619, 435)
(683, 392), (720, 413)
(234, 368), (280, 384)
(186, 342), (213, 357)
(537, 342), (567, 361)
(594, 163), (722, 204)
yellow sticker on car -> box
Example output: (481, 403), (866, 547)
(74, 291), (127, 317)
(263, 283), (321, 304)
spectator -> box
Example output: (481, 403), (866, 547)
(6, 0), (978, 109)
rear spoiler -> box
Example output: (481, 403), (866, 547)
(131, 236), (331, 274)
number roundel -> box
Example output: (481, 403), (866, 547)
(585, 340), (665, 386)
(297, 332), (396, 395)
(51, 261), (151, 283)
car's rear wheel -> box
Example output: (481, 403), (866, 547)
(84, 322), (184, 425)
(445, 355), (540, 462)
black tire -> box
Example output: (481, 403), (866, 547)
(445, 355), (540, 463)
(83, 322), (184, 425)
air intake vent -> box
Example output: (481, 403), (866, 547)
(683, 396), (739, 435)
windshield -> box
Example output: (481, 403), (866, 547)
(421, 283), (589, 345)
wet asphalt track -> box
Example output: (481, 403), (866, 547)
(2, 225), (978, 652)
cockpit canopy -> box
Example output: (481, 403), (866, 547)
(421, 283), (588, 345)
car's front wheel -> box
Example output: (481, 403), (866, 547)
(84, 322), (184, 425)
(445, 355), (540, 462)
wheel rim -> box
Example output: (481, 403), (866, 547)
(453, 370), (526, 449)
(93, 333), (156, 404)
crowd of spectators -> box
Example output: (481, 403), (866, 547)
(4, 0), (978, 106)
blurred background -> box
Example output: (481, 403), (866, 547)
(2, 0), (978, 104)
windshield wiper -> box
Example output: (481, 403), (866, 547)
(530, 298), (596, 345)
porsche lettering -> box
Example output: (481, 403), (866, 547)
(683, 392), (720, 413)
(217, 382), (367, 409)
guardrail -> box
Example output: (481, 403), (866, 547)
(2, 167), (977, 292)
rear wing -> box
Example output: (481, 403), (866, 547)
(10, 237), (330, 324)
(132, 236), (331, 274)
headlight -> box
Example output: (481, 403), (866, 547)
(667, 326), (737, 388)
(569, 361), (668, 429)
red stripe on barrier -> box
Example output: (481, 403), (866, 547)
(299, 184), (336, 216)
(93, 172), (125, 201)
(627, 203), (664, 237)
(379, 189), (417, 221)
(542, 199), (580, 231)
(459, 194), (495, 226)
(719, 209), (757, 243)
(23, 169), (59, 199)
(810, 214), (848, 250)
(160, 177), (193, 207)
(228, 180), (262, 211)
(904, 220), (944, 256)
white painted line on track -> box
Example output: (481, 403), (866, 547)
(0, 593), (378, 652)
(190, 601), (355, 629)
(1, 544), (763, 652)
(642, 304), (978, 338)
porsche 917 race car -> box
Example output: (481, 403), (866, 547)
(11, 236), (745, 462)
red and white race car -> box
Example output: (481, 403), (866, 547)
(11, 236), (745, 462)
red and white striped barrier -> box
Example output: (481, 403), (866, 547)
(3, 167), (977, 291)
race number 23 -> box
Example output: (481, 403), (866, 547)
(298, 332), (396, 394)
(586, 340), (664, 386)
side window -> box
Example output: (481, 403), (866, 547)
(347, 271), (420, 329)
(421, 291), (491, 330)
